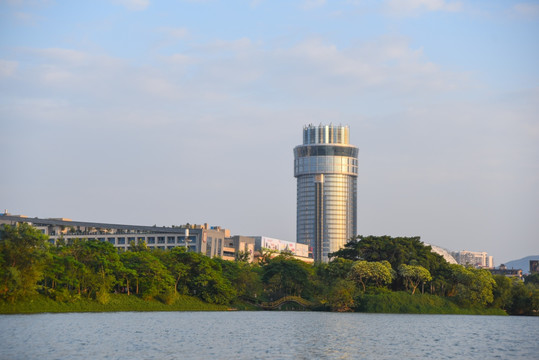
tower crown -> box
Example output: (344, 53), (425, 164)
(303, 124), (349, 145)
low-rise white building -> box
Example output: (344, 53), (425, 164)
(451, 250), (493, 268)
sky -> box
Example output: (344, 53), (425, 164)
(1, 0), (538, 265)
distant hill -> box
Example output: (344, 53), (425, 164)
(502, 255), (539, 274)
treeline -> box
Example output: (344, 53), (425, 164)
(1, 224), (538, 315)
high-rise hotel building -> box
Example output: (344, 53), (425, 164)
(294, 124), (359, 262)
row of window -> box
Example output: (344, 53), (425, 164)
(51, 236), (197, 246)
(295, 156), (358, 176)
(296, 155), (358, 166)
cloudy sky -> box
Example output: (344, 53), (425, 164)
(1, 0), (538, 264)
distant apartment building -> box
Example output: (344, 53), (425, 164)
(0, 214), (254, 261)
(451, 250), (493, 269)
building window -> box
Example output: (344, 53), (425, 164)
(118, 237), (126, 245)
(147, 237), (155, 244)
(158, 237), (165, 244)
(167, 236), (175, 244)
(107, 238), (116, 245)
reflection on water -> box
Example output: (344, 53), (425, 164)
(1, 312), (537, 359)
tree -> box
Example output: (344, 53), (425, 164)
(491, 275), (514, 310)
(314, 258), (354, 294)
(120, 250), (174, 301)
(235, 250), (251, 263)
(348, 260), (393, 292)
(0, 224), (49, 301)
(172, 252), (236, 304)
(160, 247), (189, 295)
(447, 265), (495, 307)
(331, 235), (448, 274)
(327, 279), (356, 312)
(258, 247), (279, 266)
(508, 281), (539, 315)
(66, 239), (123, 302)
(326, 258), (355, 280)
(524, 273), (539, 287)
(115, 261), (137, 296)
(262, 255), (313, 299)
(129, 240), (149, 252)
(213, 257), (262, 300)
(398, 264), (432, 295)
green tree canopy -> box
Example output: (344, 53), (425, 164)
(330, 235), (448, 274)
(262, 255), (313, 300)
(120, 250), (173, 300)
(491, 275), (514, 310)
(398, 264), (432, 295)
(348, 260), (393, 292)
(447, 265), (495, 307)
(158, 247), (189, 295)
(172, 252), (236, 304)
(0, 224), (49, 301)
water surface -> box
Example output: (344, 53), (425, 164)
(1, 312), (537, 359)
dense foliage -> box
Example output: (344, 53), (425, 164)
(1, 225), (537, 315)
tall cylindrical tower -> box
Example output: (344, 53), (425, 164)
(294, 124), (358, 262)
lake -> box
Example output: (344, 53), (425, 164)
(0, 312), (537, 359)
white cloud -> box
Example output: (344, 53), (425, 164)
(12, 11), (39, 24)
(1, 0), (51, 5)
(32, 48), (88, 63)
(0, 60), (18, 77)
(38, 65), (74, 83)
(272, 36), (465, 96)
(158, 27), (189, 39)
(112, 0), (149, 11)
(201, 37), (254, 52)
(250, 0), (264, 7)
(385, 0), (462, 15)
(164, 53), (193, 66)
(6, 36), (467, 131)
(301, 0), (326, 10)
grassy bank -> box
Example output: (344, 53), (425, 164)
(0, 294), (229, 314)
(355, 291), (507, 315)
(1, 292), (509, 315)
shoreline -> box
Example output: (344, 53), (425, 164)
(0, 293), (508, 316)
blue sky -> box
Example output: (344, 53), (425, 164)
(1, 0), (538, 264)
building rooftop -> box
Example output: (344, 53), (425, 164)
(0, 214), (187, 234)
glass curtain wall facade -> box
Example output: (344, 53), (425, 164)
(294, 124), (358, 262)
